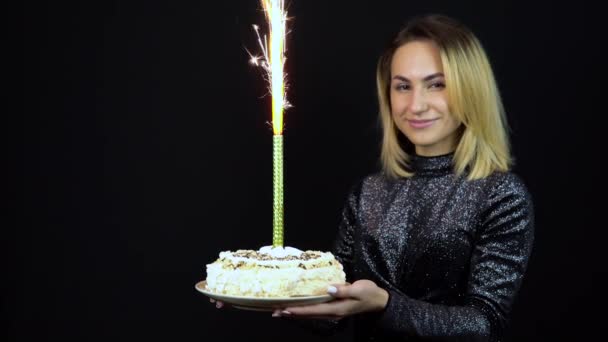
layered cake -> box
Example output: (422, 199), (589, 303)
(205, 246), (346, 297)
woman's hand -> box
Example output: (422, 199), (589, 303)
(209, 298), (227, 309)
(272, 280), (389, 320)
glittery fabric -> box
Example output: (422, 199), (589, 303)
(332, 153), (534, 341)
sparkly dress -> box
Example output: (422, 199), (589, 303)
(331, 153), (534, 341)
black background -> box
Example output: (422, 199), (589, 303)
(10, 0), (605, 341)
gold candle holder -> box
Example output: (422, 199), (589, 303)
(272, 134), (284, 247)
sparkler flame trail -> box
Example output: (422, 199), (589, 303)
(249, 0), (289, 135)
(249, 0), (290, 247)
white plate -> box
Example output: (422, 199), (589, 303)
(195, 281), (333, 311)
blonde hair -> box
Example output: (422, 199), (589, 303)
(377, 14), (511, 180)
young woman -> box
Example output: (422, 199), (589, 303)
(271, 14), (534, 342)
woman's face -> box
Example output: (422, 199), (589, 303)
(390, 40), (461, 156)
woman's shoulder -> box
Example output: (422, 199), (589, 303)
(477, 170), (534, 208)
(360, 171), (397, 192)
(361, 171), (389, 185)
(342, 172), (393, 199)
(483, 171), (530, 193)
(474, 171), (535, 240)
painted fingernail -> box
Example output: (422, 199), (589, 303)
(327, 286), (338, 294)
(216, 301), (223, 309)
(281, 310), (291, 316)
(272, 312), (280, 317)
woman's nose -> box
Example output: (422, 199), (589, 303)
(409, 89), (429, 114)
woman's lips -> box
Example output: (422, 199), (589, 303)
(408, 118), (439, 129)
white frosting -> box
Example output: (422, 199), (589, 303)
(258, 245), (303, 258)
(206, 261), (345, 297)
(216, 248), (337, 268)
(205, 245), (346, 297)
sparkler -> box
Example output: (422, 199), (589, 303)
(249, 0), (289, 247)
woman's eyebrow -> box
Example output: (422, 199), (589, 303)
(392, 73), (445, 82)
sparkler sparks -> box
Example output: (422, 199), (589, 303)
(248, 0), (289, 135)
(247, 0), (291, 248)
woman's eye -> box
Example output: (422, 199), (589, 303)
(430, 82), (446, 89)
(395, 84), (410, 91)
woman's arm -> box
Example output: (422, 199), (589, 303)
(374, 174), (534, 341)
(284, 174), (534, 342)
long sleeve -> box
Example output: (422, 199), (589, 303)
(375, 174), (534, 341)
(332, 180), (363, 282)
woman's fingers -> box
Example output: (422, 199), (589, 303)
(283, 299), (353, 318)
(327, 284), (355, 299)
(209, 298), (225, 308)
(271, 308), (341, 320)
